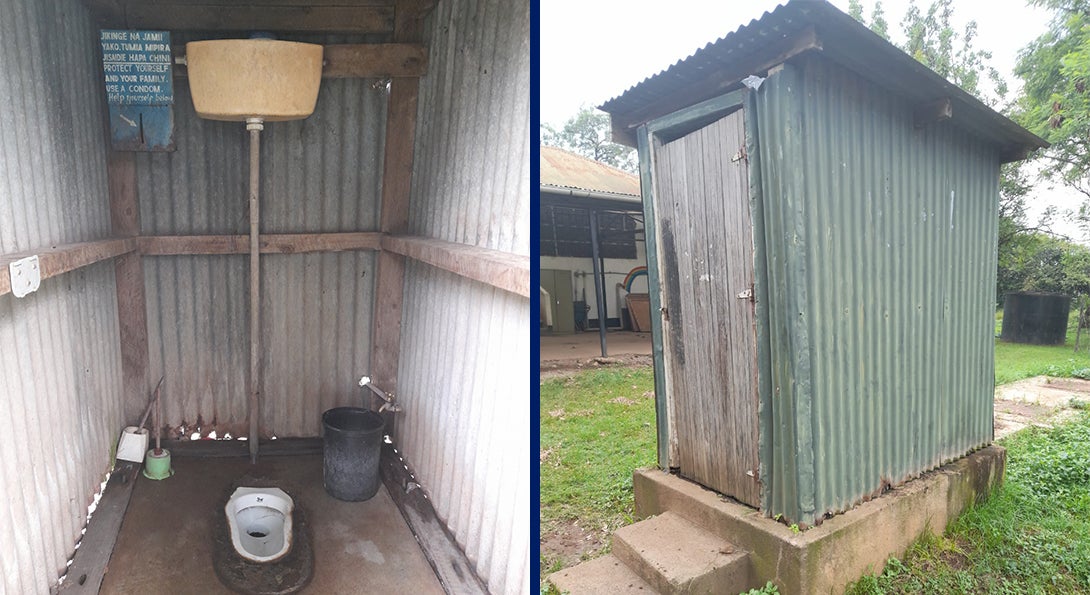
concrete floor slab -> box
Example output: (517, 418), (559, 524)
(99, 454), (443, 594)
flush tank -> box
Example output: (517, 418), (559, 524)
(185, 39), (323, 122)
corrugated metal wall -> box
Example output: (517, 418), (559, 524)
(136, 61), (386, 437)
(394, 0), (530, 593)
(754, 55), (998, 524)
(0, 1), (125, 592)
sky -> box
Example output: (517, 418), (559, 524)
(540, 0), (1084, 240)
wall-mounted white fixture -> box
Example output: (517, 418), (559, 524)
(9, 255), (40, 298)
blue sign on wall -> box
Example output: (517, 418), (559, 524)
(100, 30), (175, 151)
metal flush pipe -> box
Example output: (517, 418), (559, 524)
(247, 116), (263, 464)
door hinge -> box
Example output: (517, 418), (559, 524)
(737, 288), (753, 301)
(730, 146), (748, 164)
(660, 306), (669, 321)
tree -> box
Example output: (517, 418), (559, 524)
(1014, 1), (1090, 201)
(541, 106), (638, 173)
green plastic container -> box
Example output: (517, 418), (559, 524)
(143, 449), (173, 480)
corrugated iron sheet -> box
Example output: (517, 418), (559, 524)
(408, 0), (530, 256)
(0, 1), (124, 592)
(754, 56), (998, 524)
(136, 49), (386, 437)
(540, 146), (640, 197)
(394, 0), (530, 593)
(601, 0), (1046, 157)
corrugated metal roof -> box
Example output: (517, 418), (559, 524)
(601, 0), (1047, 159)
(540, 146), (640, 198)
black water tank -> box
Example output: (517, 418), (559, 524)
(1001, 291), (1071, 345)
(322, 407), (385, 501)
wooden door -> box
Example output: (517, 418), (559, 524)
(652, 109), (760, 506)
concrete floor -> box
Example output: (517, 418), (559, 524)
(540, 330), (652, 361)
(99, 454), (443, 594)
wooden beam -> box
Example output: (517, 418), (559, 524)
(323, 43), (428, 78)
(172, 44), (428, 79)
(138, 232), (383, 255)
(380, 443), (488, 594)
(161, 437), (322, 458)
(382, 235), (530, 298)
(914, 97), (953, 128)
(370, 0), (426, 402)
(0, 239), (137, 297)
(108, 151), (151, 425)
(120, 4), (394, 33)
(56, 465), (140, 594)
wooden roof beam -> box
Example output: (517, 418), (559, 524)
(82, 0), (436, 35)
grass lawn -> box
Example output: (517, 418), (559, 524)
(539, 367), (656, 575)
(994, 308), (1090, 385)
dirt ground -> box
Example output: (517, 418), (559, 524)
(538, 364), (1090, 579)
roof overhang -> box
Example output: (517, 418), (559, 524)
(600, 0), (1047, 162)
(539, 185), (644, 213)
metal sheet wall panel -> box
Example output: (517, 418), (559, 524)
(408, 0), (531, 257)
(393, 1), (530, 593)
(136, 54), (386, 437)
(396, 263), (530, 595)
(755, 56), (998, 524)
(0, 2), (124, 592)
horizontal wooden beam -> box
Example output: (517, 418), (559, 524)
(172, 44), (427, 79)
(381, 442), (488, 593)
(114, 4), (394, 33)
(57, 465), (139, 594)
(323, 43), (428, 78)
(139, 232), (383, 255)
(0, 238), (137, 297)
(382, 235), (530, 298)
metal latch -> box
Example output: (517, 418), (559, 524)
(737, 288), (753, 300)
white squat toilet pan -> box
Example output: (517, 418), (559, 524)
(226, 487), (294, 563)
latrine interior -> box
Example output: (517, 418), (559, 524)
(0, 1), (530, 593)
(136, 41), (386, 439)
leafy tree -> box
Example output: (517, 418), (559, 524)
(542, 106), (638, 173)
(898, 0), (1008, 104)
(849, 0), (890, 40)
(1014, 1), (1090, 201)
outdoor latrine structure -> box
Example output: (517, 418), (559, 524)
(602, 0), (1047, 526)
(0, 1), (529, 593)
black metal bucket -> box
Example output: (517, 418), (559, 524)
(322, 407), (385, 501)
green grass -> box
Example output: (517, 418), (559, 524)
(541, 309), (1090, 592)
(539, 367), (656, 573)
(846, 412), (1090, 594)
(994, 308), (1090, 385)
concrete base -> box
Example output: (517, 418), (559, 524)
(631, 445), (1006, 594)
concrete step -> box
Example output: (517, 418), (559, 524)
(548, 554), (656, 594)
(612, 511), (753, 595)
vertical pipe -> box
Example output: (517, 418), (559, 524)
(589, 210), (608, 357)
(247, 118), (264, 463)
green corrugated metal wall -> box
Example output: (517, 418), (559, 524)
(754, 55), (999, 524)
